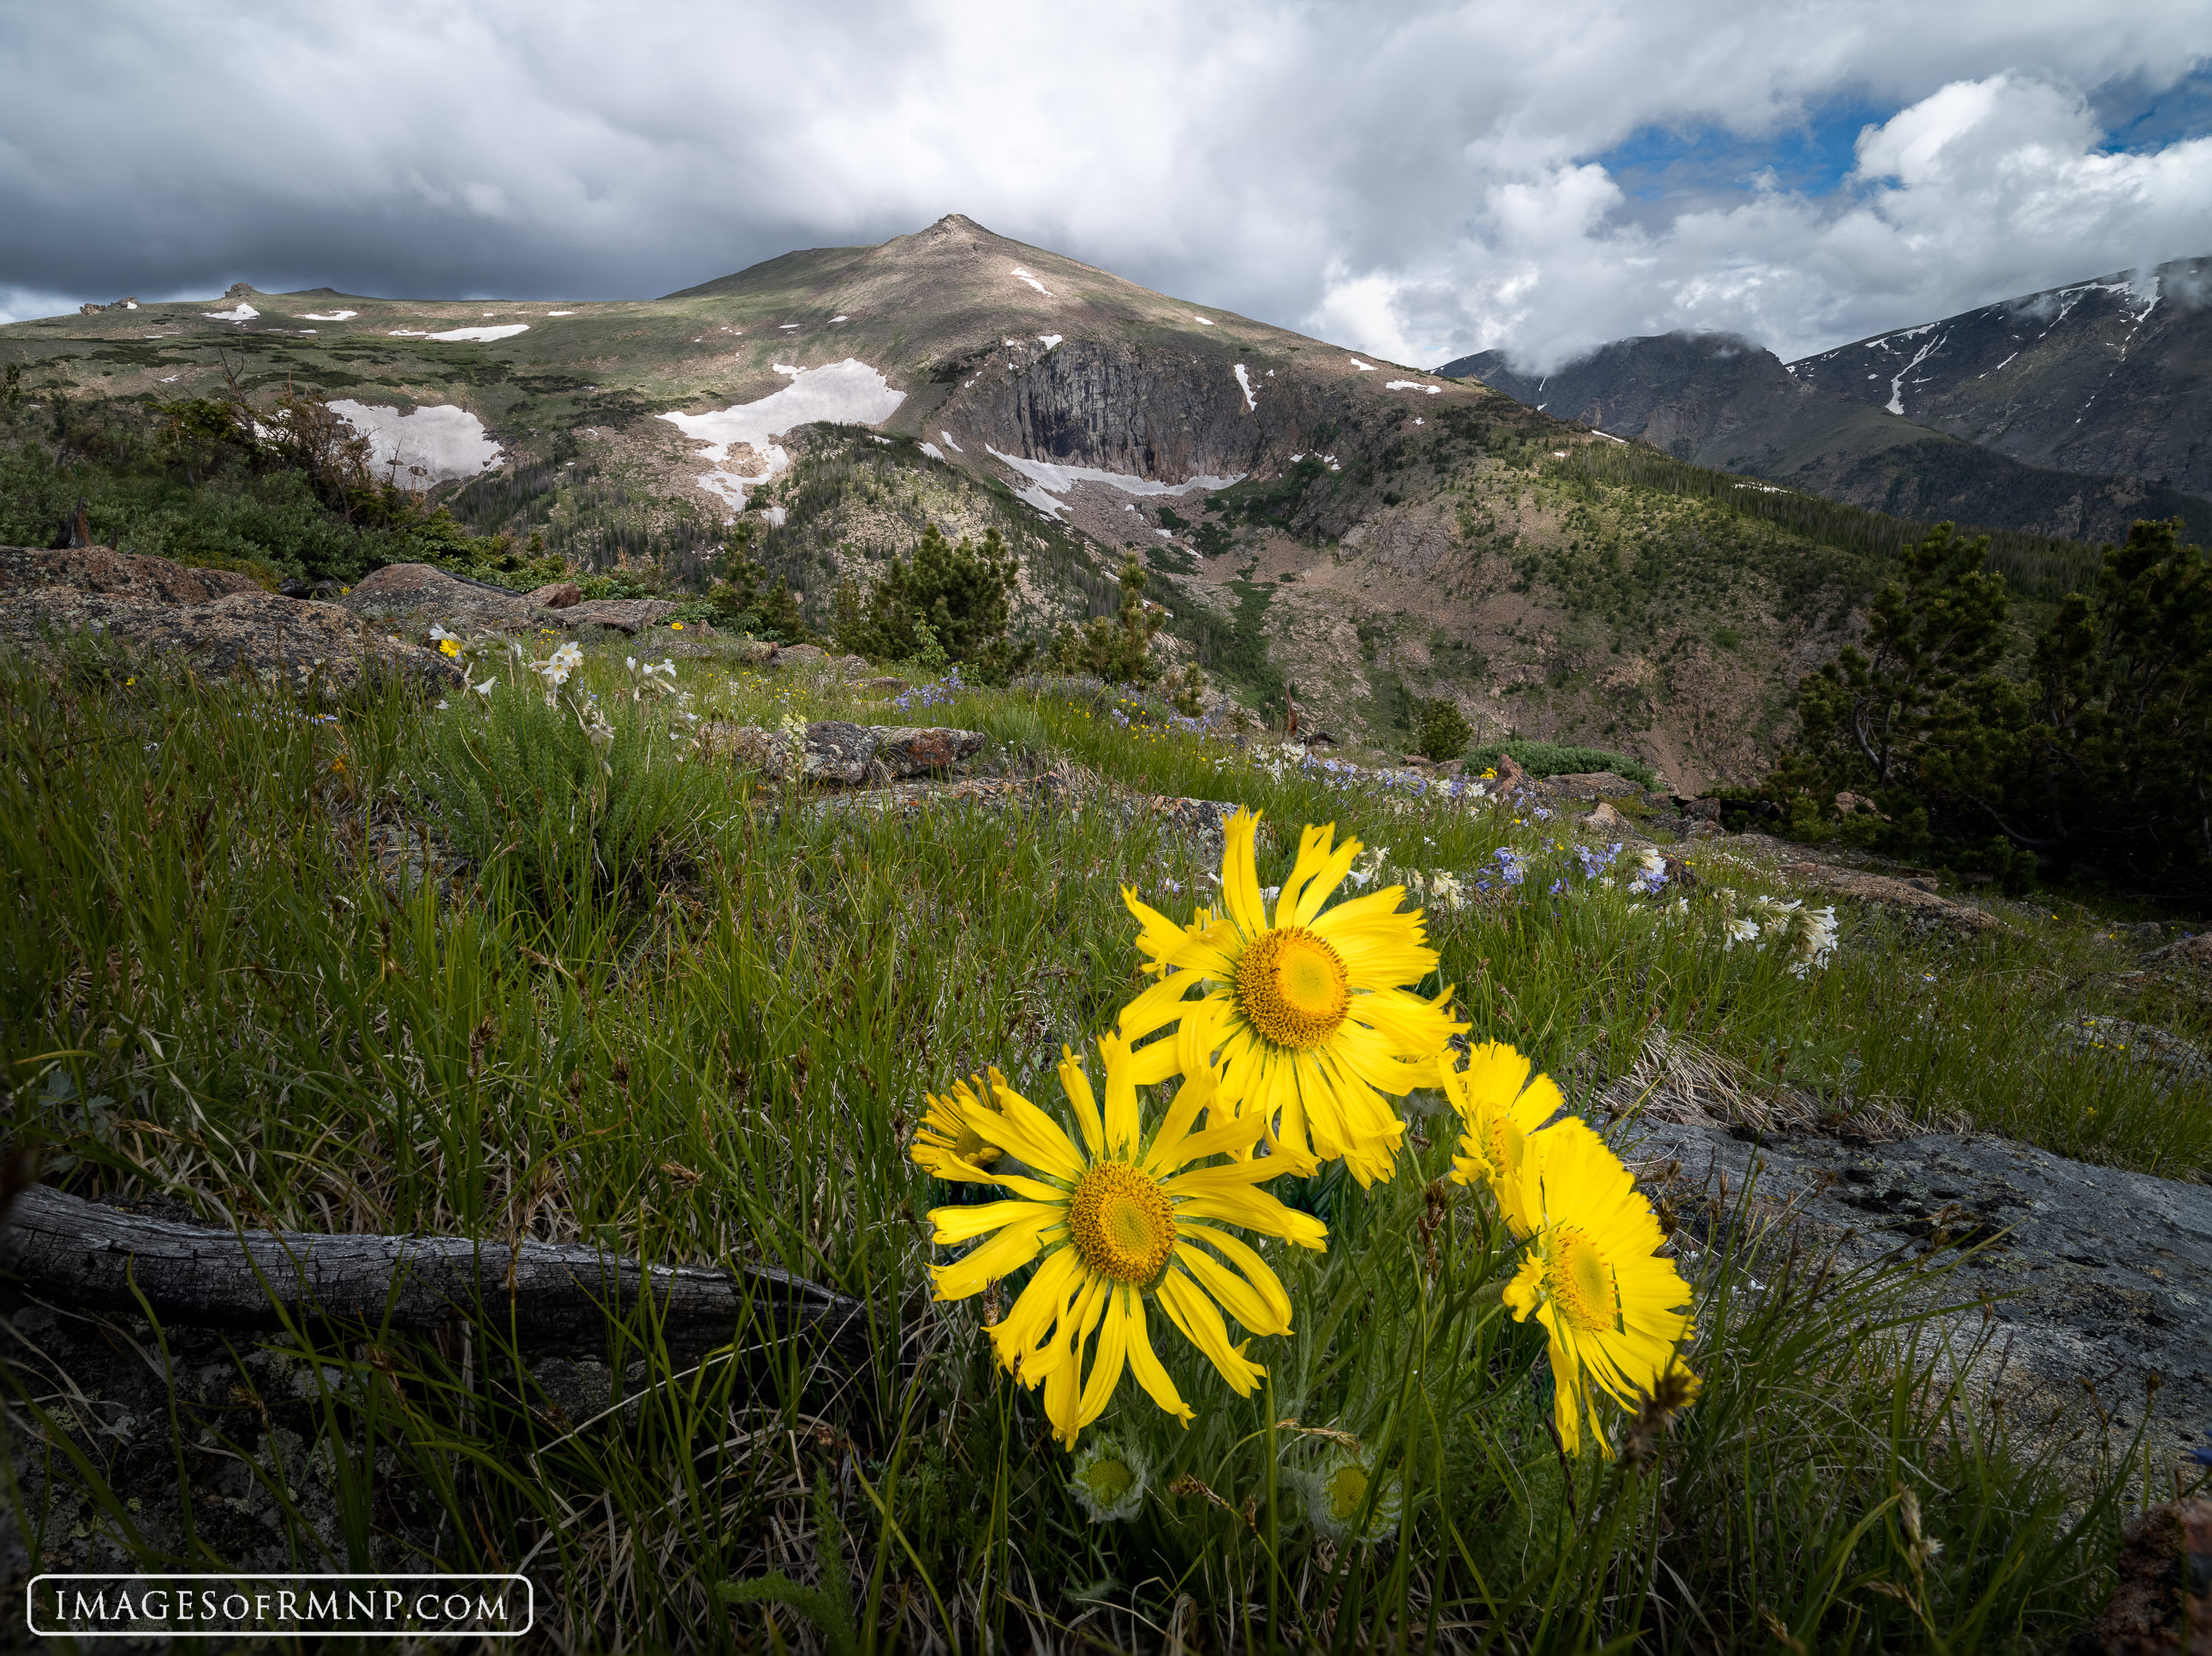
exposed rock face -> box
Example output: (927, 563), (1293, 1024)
(339, 563), (544, 628)
(0, 545), (263, 605)
(1625, 1114), (2212, 1481)
(337, 564), (680, 636)
(2142, 933), (2212, 981)
(695, 720), (987, 786)
(0, 547), (460, 694)
(1780, 860), (2008, 933)
(693, 724), (794, 773)
(563, 598), (681, 634)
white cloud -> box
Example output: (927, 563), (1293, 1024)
(1314, 69), (2212, 368)
(0, 3), (2205, 365)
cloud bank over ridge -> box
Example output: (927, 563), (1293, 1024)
(2, 1), (2207, 369)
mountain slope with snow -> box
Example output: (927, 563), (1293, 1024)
(1440, 255), (2212, 545)
(7, 215), (2143, 789)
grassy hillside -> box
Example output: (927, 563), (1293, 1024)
(3, 628), (2203, 1647)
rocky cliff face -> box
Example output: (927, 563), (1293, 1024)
(1790, 255), (2212, 496)
(1443, 305), (2212, 545)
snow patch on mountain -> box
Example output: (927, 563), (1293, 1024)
(1010, 267), (1052, 296)
(206, 304), (258, 323)
(1233, 364), (1256, 411)
(386, 324), (529, 343)
(657, 359), (906, 512)
(302, 310), (357, 322)
(986, 446), (1245, 521)
(327, 401), (504, 489)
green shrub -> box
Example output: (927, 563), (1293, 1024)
(1413, 695), (1472, 761)
(1464, 739), (1657, 788)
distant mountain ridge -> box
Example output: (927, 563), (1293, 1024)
(1439, 255), (2212, 545)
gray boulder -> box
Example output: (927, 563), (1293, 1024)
(800, 720), (878, 785)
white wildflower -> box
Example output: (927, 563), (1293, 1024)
(1723, 917), (1761, 949)
(1347, 843), (1390, 889)
(1786, 904), (1840, 977)
(471, 676), (497, 697)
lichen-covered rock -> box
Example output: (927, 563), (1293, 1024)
(339, 563), (544, 628)
(1579, 800), (1628, 833)
(856, 676), (910, 697)
(869, 725), (986, 777)
(693, 724), (795, 776)
(835, 654), (873, 677)
(563, 598), (681, 634)
(1626, 1112), (2212, 1484)
(773, 643), (828, 668)
(0, 545), (264, 605)
(801, 720), (878, 785)
(729, 639), (778, 666)
(526, 581), (581, 609)
(1780, 860), (2009, 934)
(1542, 770), (1643, 800)
(2142, 932), (2212, 980)
(0, 587), (461, 694)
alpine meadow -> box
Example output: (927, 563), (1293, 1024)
(3, 116), (2212, 1656)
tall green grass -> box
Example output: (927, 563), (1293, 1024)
(3, 641), (2202, 1649)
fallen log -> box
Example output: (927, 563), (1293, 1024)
(0, 1184), (872, 1367)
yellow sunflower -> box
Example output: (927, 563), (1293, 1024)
(1499, 1116), (1697, 1456)
(1119, 807), (1461, 1186)
(1442, 1040), (1563, 1215)
(915, 1034), (1327, 1449)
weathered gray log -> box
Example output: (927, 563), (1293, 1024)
(0, 1185), (871, 1367)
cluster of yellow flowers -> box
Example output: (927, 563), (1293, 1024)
(910, 807), (1696, 1456)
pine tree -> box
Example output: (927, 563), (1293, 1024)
(832, 524), (1033, 681)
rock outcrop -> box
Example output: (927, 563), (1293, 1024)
(0, 546), (460, 694)
(693, 720), (987, 785)
(337, 563), (680, 635)
(1780, 860), (2009, 934)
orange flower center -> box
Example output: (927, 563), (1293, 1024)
(1546, 1225), (1622, 1333)
(1234, 926), (1350, 1051)
(1067, 1163), (1177, 1284)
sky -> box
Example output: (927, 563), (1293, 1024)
(3, 1), (2209, 371)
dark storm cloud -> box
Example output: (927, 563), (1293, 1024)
(3, 1), (2208, 366)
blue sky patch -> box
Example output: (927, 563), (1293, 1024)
(2091, 63), (2212, 152)
(1590, 98), (1892, 221)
